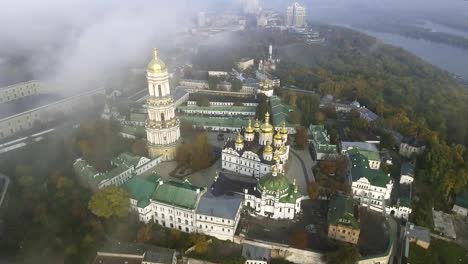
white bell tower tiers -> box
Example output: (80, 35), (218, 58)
(145, 48), (180, 160)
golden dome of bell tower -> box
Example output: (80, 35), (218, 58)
(147, 48), (167, 73)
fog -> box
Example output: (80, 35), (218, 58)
(1, 0), (467, 90)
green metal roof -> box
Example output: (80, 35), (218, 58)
(455, 190), (468, 209)
(401, 162), (415, 177)
(270, 96), (297, 127)
(112, 152), (142, 168)
(121, 124), (146, 136)
(179, 115), (249, 128)
(350, 152), (389, 187)
(279, 187), (303, 204)
(122, 176), (159, 208)
(309, 125), (337, 153)
(346, 148), (380, 161)
(152, 180), (203, 210)
(178, 105), (256, 113)
(129, 112), (147, 123)
(258, 173), (291, 194)
(328, 194), (359, 230)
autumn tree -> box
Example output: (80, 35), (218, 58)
(307, 182), (320, 200)
(288, 111), (301, 125)
(137, 224), (153, 243)
(189, 233), (209, 254)
(88, 186), (130, 218)
(295, 126), (308, 149)
(191, 133), (214, 171)
(131, 139), (148, 157)
(289, 228), (308, 249)
(319, 160), (337, 176)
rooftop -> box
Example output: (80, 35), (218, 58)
(349, 152), (389, 187)
(401, 162), (415, 178)
(270, 96), (296, 127)
(211, 171), (260, 198)
(178, 105), (256, 113)
(455, 190), (468, 209)
(97, 241), (175, 264)
(328, 194), (359, 230)
(179, 115), (249, 129)
(242, 244), (271, 261)
(0, 93), (63, 119)
(122, 175), (160, 208)
(188, 92), (256, 103)
(346, 147), (380, 162)
(196, 192), (242, 220)
(407, 223), (431, 244)
(309, 124), (337, 153)
(152, 180), (203, 210)
(341, 141), (379, 153)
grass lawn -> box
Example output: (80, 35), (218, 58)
(409, 238), (468, 264)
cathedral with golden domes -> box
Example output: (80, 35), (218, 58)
(221, 112), (290, 178)
(145, 49), (180, 160)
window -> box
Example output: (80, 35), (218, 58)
(158, 84), (162, 97)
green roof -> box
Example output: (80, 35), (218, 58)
(270, 96), (297, 127)
(279, 187), (303, 204)
(328, 195), (359, 230)
(121, 124), (146, 136)
(400, 197), (412, 208)
(350, 152), (389, 187)
(258, 173), (291, 194)
(401, 162), (415, 177)
(309, 125), (337, 153)
(129, 112), (147, 123)
(122, 176), (159, 208)
(178, 105), (256, 113)
(112, 152), (142, 168)
(455, 190), (468, 209)
(179, 115), (249, 128)
(152, 180), (203, 210)
(346, 148), (380, 161)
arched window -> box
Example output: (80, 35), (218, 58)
(160, 113), (165, 122)
(158, 84), (162, 97)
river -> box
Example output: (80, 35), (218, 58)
(341, 25), (468, 81)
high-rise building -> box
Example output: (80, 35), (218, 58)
(286, 2), (306, 28)
(146, 49), (180, 160)
(197, 11), (206, 27)
(244, 0), (259, 14)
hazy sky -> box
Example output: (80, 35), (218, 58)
(0, 0), (466, 90)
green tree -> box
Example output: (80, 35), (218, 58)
(256, 93), (269, 120)
(288, 111), (301, 124)
(88, 186), (130, 218)
(208, 76), (220, 90)
(231, 79), (243, 92)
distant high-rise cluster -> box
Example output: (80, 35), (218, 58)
(286, 2), (306, 28)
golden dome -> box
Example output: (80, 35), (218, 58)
(253, 119), (260, 130)
(274, 131), (282, 141)
(272, 164), (278, 173)
(264, 141), (273, 153)
(280, 121), (288, 135)
(147, 48), (166, 73)
(260, 112), (274, 133)
(235, 133), (244, 144)
(245, 119), (254, 134)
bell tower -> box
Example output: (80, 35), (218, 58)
(145, 48), (180, 160)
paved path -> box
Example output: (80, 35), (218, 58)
(290, 150), (310, 185)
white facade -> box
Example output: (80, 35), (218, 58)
(0, 88), (104, 140)
(0, 80), (42, 103)
(399, 142), (425, 158)
(179, 107), (255, 117)
(386, 205), (412, 220)
(145, 49), (181, 160)
(221, 115), (290, 179)
(238, 58), (254, 71)
(244, 168), (302, 220)
(352, 178), (393, 212)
